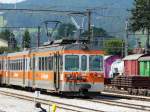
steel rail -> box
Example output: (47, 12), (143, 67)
(102, 91), (150, 101)
(86, 97), (150, 112)
(0, 90), (104, 112)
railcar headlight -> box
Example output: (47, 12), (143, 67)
(97, 75), (102, 78)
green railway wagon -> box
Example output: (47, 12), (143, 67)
(139, 56), (150, 77)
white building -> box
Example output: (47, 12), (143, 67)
(0, 38), (8, 47)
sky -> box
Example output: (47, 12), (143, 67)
(0, 0), (26, 4)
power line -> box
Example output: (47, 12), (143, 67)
(0, 8), (86, 14)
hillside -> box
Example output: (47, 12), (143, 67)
(1, 0), (133, 28)
(0, 0), (135, 45)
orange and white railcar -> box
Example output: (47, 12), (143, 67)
(0, 39), (104, 96)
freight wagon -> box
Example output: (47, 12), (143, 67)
(139, 56), (150, 77)
(0, 39), (105, 96)
(104, 55), (121, 84)
(111, 54), (150, 96)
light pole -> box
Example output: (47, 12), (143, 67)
(125, 19), (129, 56)
(91, 24), (94, 42)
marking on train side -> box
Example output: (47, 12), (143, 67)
(41, 74), (48, 79)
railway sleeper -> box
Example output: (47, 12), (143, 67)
(131, 89), (138, 95)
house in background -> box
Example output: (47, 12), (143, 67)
(0, 38), (8, 47)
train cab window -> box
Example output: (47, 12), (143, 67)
(89, 55), (103, 71)
(81, 55), (87, 71)
(65, 55), (79, 71)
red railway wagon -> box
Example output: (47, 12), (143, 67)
(123, 54), (144, 76)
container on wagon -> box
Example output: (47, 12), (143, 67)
(123, 54), (144, 76)
(138, 56), (150, 77)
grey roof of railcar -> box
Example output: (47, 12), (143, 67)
(7, 50), (30, 57)
(138, 56), (150, 61)
(123, 54), (144, 60)
(1, 42), (101, 57)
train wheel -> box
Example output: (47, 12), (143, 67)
(143, 90), (147, 96)
(147, 90), (150, 96)
(127, 88), (132, 95)
(132, 89), (138, 95)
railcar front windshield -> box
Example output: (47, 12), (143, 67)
(89, 55), (103, 71)
(65, 55), (79, 71)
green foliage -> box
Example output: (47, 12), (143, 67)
(130, 0), (150, 51)
(0, 47), (20, 54)
(104, 39), (124, 55)
(22, 29), (31, 48)
(0, 29), (13, 41)
(130, 0), (150, 32)
(0, 47), (9, 54)
(56, 23), (77, 39)
(82, 27), (108, 37)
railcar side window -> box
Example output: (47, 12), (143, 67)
(45, 57), (48, 70)
(59, 55), (63, 71)
(65, 55), (79, 71)
(48, 56), (53, 70)
(39, 57), (41, 70)
(89, 55), (103, 71)
(81, 55), (87, 71)
(0, 61), (1, 70)
(41, 57), (45, 70)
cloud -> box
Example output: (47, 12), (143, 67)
(0, 0), (26, 4)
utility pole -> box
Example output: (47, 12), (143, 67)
(87, 9), (92, 43)
(37, 26), (40, 47)
(146, 0), (150, 53)
(125, 20), (129, 56)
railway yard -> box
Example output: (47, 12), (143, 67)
(0, 87), (149, 112)
(0, 0), (150, 112)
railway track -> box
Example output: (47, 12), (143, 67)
(102, 91), (150, 101)
(0, 89), (104, 112)
(0, 88), (150, 112)
(85, 96), (150, 112)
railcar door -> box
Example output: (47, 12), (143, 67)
(32, 54), (36, 87)
(23, 55), (25, 86)
(53, 53), (60, 90)
(6, 57), (10, 85)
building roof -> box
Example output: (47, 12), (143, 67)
(123, 54), (144, 60)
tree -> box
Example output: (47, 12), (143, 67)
(0, 47), (20, 54)
(82, 27), (108, 37)
(0, 29), (12, 41)
(130, 0), (150, 52)
(56, 23), (77, 39)
(22, 29), (31, 48)
(104, 39), (124, 55)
